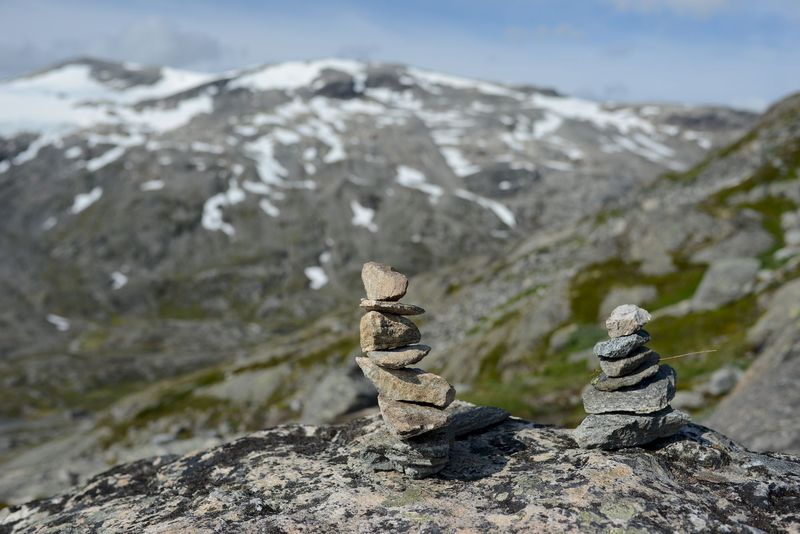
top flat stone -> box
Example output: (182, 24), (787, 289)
(360, 299), (424, 316)
(605, 304), (652, 338)
(362, 262), (408, 302)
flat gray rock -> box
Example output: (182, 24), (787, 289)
(691, 257), (760, 310)
(593, 330), (650, 359)
(359, 311), (421, 351)
(592, 361), (660, 391)
(361, 262), (408, 302)
(360, 299), (425, 315)
(599, 347), (660, 377)
(378, 396), (448, 438)
(583, 365), (676, 414)
(605, 304), (652, 338)
(355, 357), (455, 408)
(574, 407), (690, 449)
(367, 344), (430, 369)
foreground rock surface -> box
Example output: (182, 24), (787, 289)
(3, 402), (798, 533)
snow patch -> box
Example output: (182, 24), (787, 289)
(110, 271), (128, 290)
(441, 147), (480, 177)
(230, 59), (365, 92)
(350, 200), (378, 232)
(304, 266), (329, 290)
(70, 187), (103, 214)
(396, 166), (443, 204)
(201, 180), (246, 236)
(140, 180), (164, 191)
(46, 314), (70, 332)
(455, 188), (516, 227)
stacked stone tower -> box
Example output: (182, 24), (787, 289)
(355, 262), (456, 476)
(574, 304), (690, 449)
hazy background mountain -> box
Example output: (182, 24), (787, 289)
(1, 56), (798, 503)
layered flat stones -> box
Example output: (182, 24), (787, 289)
(356, 357), (455, 408)
(591, 360), (661, 392)
(368, 344), (431, 369)
(360, 299), (425, 316)
(360, 311), (421, 352)
(574, 407), (690, 450)
(599, 348), (660, 378)
(362, 262), (408, 301)
(594, 330), (650, 360)
(575, 305), (688, 449)
(378, 396), (449, 438)
(355, 262), (455, 476)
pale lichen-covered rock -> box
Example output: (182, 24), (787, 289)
(361, 262), (409, 301)
(368, 344), (431, 369)
(360, 299), (425, 316)
(360, 311), (421, 351)
(583, 365), (676, 414)
(3, 402), (798, 533)
(355, 357), (455, 408)
(605, 304), (652, 338)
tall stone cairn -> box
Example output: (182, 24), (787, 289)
(355, 262), (456, 476)
(574, 304), (690, 449)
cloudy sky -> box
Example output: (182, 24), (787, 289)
(2, 0), (798, 110)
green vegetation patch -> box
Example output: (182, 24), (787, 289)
(569, 258), (706, 323)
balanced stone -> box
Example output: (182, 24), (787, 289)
(360, 311), (421, 352)
(594, 330), (650, 360)
(378, 396), (449, 438)
(573, 407), (690, 449)
(606, 304), (652, 338)
(592, 361), (660, 391)
(583, 365), (676, 414)
(599, 348), (660, 378)
(362, 262), (408, 301)
(368, 344), (431, 369)
(360, 299), (425, 316)
(356, 357), (455, 408)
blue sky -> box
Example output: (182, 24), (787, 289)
(1, 0), (799, 109)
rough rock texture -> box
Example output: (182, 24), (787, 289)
(368, 344), (431, 369)
(360, 299), (425, 316)
(355, 357), (456, 407)
(691, 257), (760, 310)
(362, 262), (409, 302)
(360, 311), (421, 352)
(583, 365), (676, 414)
(3, 403), (799, 533)
(377, 396), (449, 438)
(574, 407), (690, 449)
(599, 348), (660, 377)
(591, 361), (660, 391)
(594, 330), (651, 360)
(706, 279), (800, 454)
(605, 305), (652, 338)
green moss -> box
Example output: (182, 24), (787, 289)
(662, 128), (760, 184)
(382, 486), (424, 507)
(157, 300), (209, 320)
(501, 285), (544, 308)
(554, 324), (606, 355)
(569, 258), (706, 323)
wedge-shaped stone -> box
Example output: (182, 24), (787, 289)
(592, 361), (660, 391)
(368, 344), (431, 369)
(594, 331), (650, 360)
(362, 262), (408, 301)
(583, 365), (676, 414)
(606, 304), (651, 338)
(360, 299), (425, 316)
(360, 311), (421, 352)
(378, 396), (448, 438)
(574, 407), (690, 449)
(599, 348), (660, 378)
(356, 357), (455, 408)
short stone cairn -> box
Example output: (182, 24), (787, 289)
(574, 304), (690, 449)
(355, 261), (456, 476)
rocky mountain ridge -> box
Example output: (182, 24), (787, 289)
(1, 57), (798, 505)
